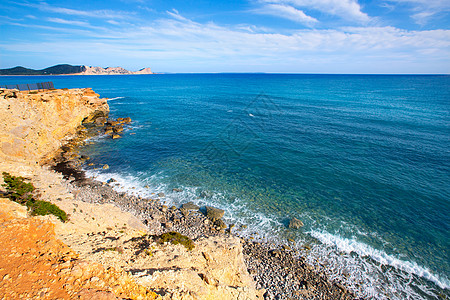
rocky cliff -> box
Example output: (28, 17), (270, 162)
(0, 88), (109, 165)
(0, 88), (263, 300)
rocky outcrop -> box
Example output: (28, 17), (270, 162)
(0, 88), (109, 165)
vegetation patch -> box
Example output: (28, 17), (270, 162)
(158, 231), (195, 251)
(2, 172), (67, 222)
(27, 200), (67, 222)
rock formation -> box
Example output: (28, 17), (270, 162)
(81, 66), (153, 75)
(0, 88), (109, 165)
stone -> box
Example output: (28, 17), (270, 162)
(214, 219), (227, 229)
(112, 125), (124, 133)
(270, 249), (282, 258)
(205, 206), (225, 221)
(112, 134), (121, 139)
(157, 192), (165, 197)
(106, 120), (119, 126)
(172, 188), (183, 192)
(288, 217), (304, 229)
(181, 202), (199, 211)
(94, 117), (107, 125)
(102, 164), (109, 170)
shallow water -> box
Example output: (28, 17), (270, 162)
(3, 74), (449, 298)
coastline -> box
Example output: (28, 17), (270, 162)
(0, 87), (355, 299)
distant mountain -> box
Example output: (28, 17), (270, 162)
(0, 64), (85, 75)
(82, 66), (153, 75)
(0, 64), (152, 75)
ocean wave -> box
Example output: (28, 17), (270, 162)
(309, 229), (449, 298)
(107, 96), (125, 101)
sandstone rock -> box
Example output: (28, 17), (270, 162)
(95, 117), (107, 125)
(0, 88), (108, 164)
(288, 217), (304, 229)
(112, 134), (121, 139)
(112, 126), (123, 133)
(205, 206), (225, 221)
(214, 219), (227, 229)
(102, 164), (109, 170)
(181, 202), (199, 211)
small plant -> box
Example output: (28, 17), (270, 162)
(2, 172), (67, 222)
(2, 172), (34, 204)
(158, 231), (195, 251)
(103, 247), (124, 254)
(27, 200), (68, 222)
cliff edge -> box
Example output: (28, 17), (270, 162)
(0, 88), (262, 300)
(0, 88), (108, 166)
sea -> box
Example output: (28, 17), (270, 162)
(2, 74), (449, 299)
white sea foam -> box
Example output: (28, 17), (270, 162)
(107, 97), (125, 101)
(309, 229), (450, 296)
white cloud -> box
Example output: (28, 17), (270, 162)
(4, 12), (449, 73)
(17, 2), (135, 20)
(255, 4), (318, 26)
(260, 0), (371, 23)
(2, 9), (449, 73)
(47, 17), (91, 27)
(386, 0), (450, 24)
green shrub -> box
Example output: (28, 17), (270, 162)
(2, 172), (34, 204)
(2, 172), (67, 222)
(158, 231), (195, 251)
(27, 200), (68, 222)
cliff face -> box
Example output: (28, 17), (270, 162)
(0, 88), (108, 165)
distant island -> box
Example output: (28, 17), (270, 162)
(0, 64), (153, 75)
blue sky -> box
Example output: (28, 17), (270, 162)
(1, 0), (449, 73)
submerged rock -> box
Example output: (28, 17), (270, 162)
(288, 217), (304, 229)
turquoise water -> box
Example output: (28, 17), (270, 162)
(3, 74), (449, 298)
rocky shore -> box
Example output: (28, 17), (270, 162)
(0, 87), (357, 299)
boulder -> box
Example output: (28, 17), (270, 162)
(94, 117), (107, 125)
(214, 219), (227, 229)
(112, 125), (124, 133)
(205, 206), (225, 221)
(181, 202), (199, 211)
(288, 217), (304, 229)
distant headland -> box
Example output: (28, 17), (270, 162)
(0, 64), (153, 75)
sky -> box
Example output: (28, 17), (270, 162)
(0, 0), (449, 73)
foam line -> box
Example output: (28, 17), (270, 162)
(310, 230), (450, 290)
